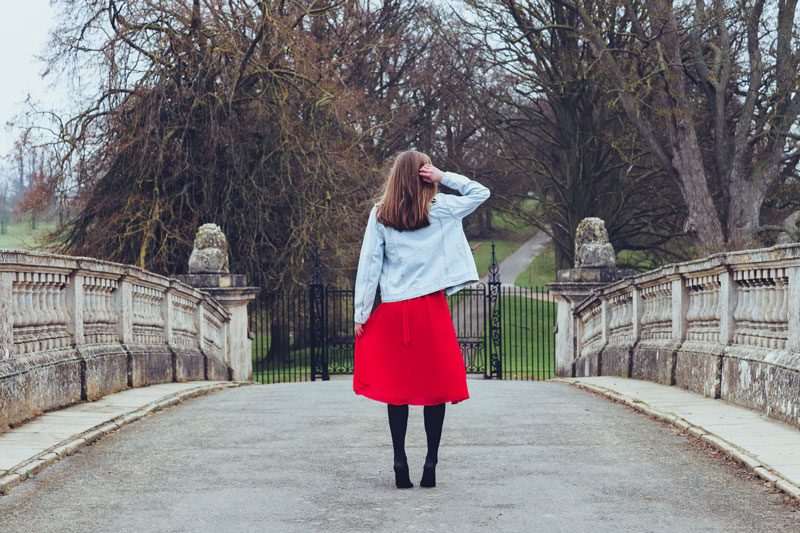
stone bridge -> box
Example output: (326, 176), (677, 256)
(2, 239), (800, 529)
(0, 249), (255, 431)
(551, 243), (800, 430)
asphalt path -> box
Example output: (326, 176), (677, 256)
(0, 379), (797, 532)
(479, 230), (552, 286)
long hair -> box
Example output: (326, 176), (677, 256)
(375, 151), (437, 231)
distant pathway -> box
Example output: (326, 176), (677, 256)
(1, 379), (797, 532)
(479, 230), (552, 285)
(452, 231), (551, 345)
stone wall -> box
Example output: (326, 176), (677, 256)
(570, 244), (800, 429)
(0, 249), (234, 430)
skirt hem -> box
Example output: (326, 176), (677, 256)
(354, 384), (468, 406)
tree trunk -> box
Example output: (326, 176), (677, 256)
(726, 175), (769, 249)
(670, 137), (726, 253)
(267, 320), (290, 361)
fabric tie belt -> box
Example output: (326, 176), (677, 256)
(402, 300), (411, 346)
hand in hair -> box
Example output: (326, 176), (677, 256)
(419, 164), (444, 184)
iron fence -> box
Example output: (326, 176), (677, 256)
(249, 244), (556, 383)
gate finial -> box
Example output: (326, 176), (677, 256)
(488, 241), (500, 284)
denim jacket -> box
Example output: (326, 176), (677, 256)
(353, 172), (490, 323)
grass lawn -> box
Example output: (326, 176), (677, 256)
(470, 240), (519, 278)
(513, 244), (662, 288)
(0, 223), (57, 250)
(617, 249), (659, 272)
(515, 243), (556, 288)
(251, 330), (313, 383)
(490, 199), (538, 240)
(496, 292), (557, 380)
(251, 331), (355, 384)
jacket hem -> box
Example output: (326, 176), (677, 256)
(380, 276), (479, 303)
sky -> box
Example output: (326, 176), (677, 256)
(0, 0), (61, 162)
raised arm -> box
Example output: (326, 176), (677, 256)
(353, 205), (385, 325)
(439, 172), (491, 218)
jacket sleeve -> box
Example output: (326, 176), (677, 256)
(353, 205), (385, 323)
(439, 172), (491, 218)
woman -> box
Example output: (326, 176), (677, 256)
(353, 150), (490, 489)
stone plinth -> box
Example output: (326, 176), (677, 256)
(176, 273), (248, 289)
(176, 275), (257, 381)
(557, 267), (634, 284)
(549, 268), (634, 377)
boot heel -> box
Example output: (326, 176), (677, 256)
(394, 462), (413, 489)
(420, 463), (436, 488)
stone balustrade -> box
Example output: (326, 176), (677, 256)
(567, 244), (800, 429)
(0, 249), (239, 430)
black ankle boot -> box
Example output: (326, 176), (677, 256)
(394, 461), (413, 489)
(420, 460), (436, 488)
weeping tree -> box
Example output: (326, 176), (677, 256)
(26, 0), (488, 291)
(31, 0), (429, 289)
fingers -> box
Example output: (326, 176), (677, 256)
(419, 164), (438, 183)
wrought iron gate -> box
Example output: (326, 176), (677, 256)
(249, 244), (556, 383)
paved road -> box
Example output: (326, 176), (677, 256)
(1, 379), (797, 532)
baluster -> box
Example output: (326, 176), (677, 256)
(103, 283), (111, 324)
(686, 282), (698, 338)
(734, 276), (747, 344)
(743, 274), (755, 344)
(709, 279), (718, 341)
(764, 272), (778, 348)
(749, 275), (764, 347)
(45, 278), (53, 348)
(777, 274), (788, 349)
(641, 289), (650, 329)
(59, 279), (69, 345)
(698, 281), (709, 340)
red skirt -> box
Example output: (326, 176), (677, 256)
(353, 290), (469, 406)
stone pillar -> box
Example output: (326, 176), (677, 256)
(200, 287), (258, 380)
(671, 277), (688, 342)
(786, 266), (800, 352)
(719, 270), (736, 346)
(117, 275), (134, 345)
(66, 272), (85, 346)
(162, 289), (174, 346)
(600, 299), (610, 347)
(547, 218), (634, 377)
(549, 284), (604, 377)
(631, 286), (643, 342)
(175, 223), (257, 381)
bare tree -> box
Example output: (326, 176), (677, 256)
(449, 1), (687, 267)
(559, 0), (800, 253)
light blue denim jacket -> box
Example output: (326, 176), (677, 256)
(353, 172), (491, 323)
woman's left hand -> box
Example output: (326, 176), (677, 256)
(420, 164), (444, 184)
(355, 321), (365, 338)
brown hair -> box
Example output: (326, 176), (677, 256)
(375, 151), (437, 231)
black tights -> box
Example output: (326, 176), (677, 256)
(387, 403), (446, 465)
